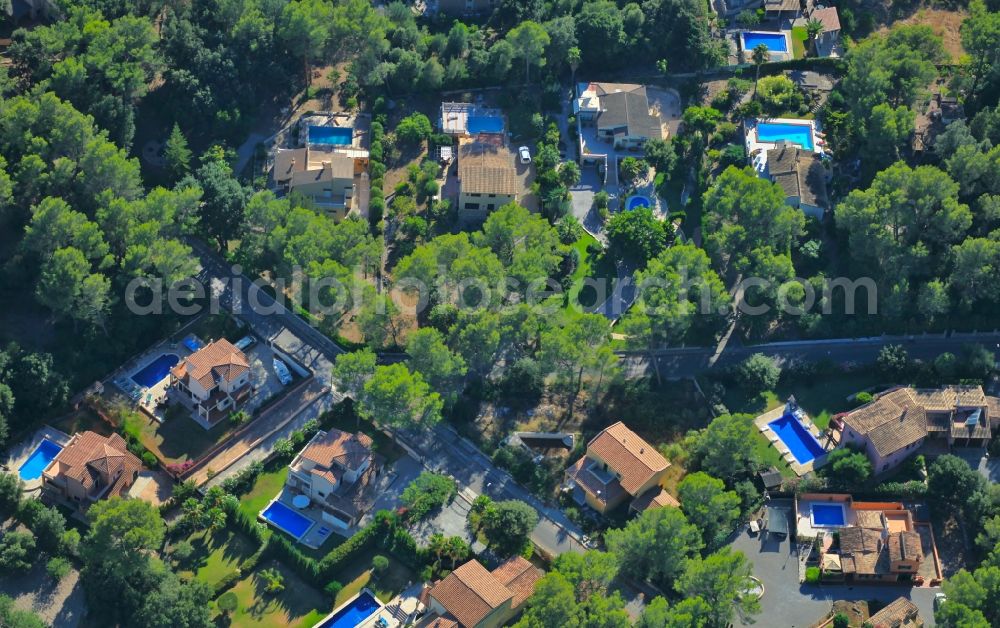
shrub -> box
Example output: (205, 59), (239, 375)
(833, 613), (850, 628)
(217, 591), (238, 616)
(171, 539), (195, 562)
(324, 581), (343, 599)
(371, 555), (389, 574)
(401, 472), (456, 521)
(46, 557), (71, 582)
(804, 566), (820, 583)
(141, 451), (158, 468)
(735, 354), (781, 396)
(854, 391), (873, 405)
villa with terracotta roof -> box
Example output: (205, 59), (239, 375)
(796, 493), (938, 585)
(456, 139), (521, 224)
(419, 556), (541, 628)
(564, 421), (676, 516)
(285, 428), (379, 529)
(839, 385), (1000, 473)
(42, 431), (142, 510)
(169, 338), (251, 425)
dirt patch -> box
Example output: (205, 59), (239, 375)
(877, 8), (967, 62)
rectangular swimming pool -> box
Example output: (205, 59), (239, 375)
(261, 501), (313, 539)
(131, 353), (180, 388)
(309, 126), (353, 146)
(742, 31), (788, 53)
(467, 115), (504, 134)
(19, 439), (63, 481)
(811, 503), (847, 526)
(757, 122), (815, 151)
(317, 591), (381, 628)
(768, 413), (825, 464)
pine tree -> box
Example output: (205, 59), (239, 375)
(164, 123), (192, 181)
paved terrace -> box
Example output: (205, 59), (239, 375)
(754, 405), (833, 476)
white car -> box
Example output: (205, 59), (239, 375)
(273, 358), (293, 386)
(518, 146), (531, 164)
(934, 592), (947, 611)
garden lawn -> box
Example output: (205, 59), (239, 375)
(564, 232), (617, 316)
(52, 407), (114, 437)
(122, 405), (235, 464)
(238, 465), (289, 520)
(791, 27), (808, 59)
(719, 372), (879, 430)
(215, 559), (328, 628)
(330, 551), (417, 607)
(753, 430), (796, 479)
(176, 528), (258, 588)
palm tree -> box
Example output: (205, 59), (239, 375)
(805, 18), (825, 57)
(567, 46), (581, 85)
(751, 44), (770, 97)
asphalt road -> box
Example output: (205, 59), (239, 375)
(620, 331), (1000, 379)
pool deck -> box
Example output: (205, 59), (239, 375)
(310, 588), (401, 628)
(2, 426), (73, 493)
(261, 488), (358, 549)
(745, 117), (824, 175)
(740, 30), (793, 61)
(110, 334), (200, 422)
(754, 406), (834, 476)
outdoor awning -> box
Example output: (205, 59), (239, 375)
(766, 506), (789, 536)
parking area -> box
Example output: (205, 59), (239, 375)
(359, 454), (424, 525)
(242, 341), (297, 414)
(569, 166), (607, 237)
(409, 494), (476, 547)
(728, 499), (937, 627)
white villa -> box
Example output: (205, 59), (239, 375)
(169, 339), (251, 426)
(285, 428), (379, 529)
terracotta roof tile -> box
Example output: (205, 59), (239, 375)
(867, 596), (920, 628)
(887, 531), (923, 563)
(843, 385), (993, 457)
(630, 487), (680, 513)
(491, 556), (541, 609)
(585, 422), (668, 495)
(45, 431), (141, 498)
(811, 7), (840, 31)
(429, 560), (512, 628)
(172, 339), (249, 390)
(458, 142), (519, 196)
(300, 429), (373, 471)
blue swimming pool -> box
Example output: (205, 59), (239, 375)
(757, 122), (815, 151)
(317, 592), (382, 628)
(261, 501), (313, 539)
(309, 126), (353, 146)
(627, 196), (651, 210)
(768, 413), (825, 464)
(812, 503), (847, 526)
(742, 31), (788, 53)
(18, 439), (63, 481)
(131, 353), (180, 388)
(467, 115), (504, 134)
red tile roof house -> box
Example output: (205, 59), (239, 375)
(168, 339), (251, 427)
(42, 431), (142, 511)
(564, 421), (678, 516)
(418, 557), (541, 628)
(839, 385), (1000, 473)
(285, 428), (380, 529)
